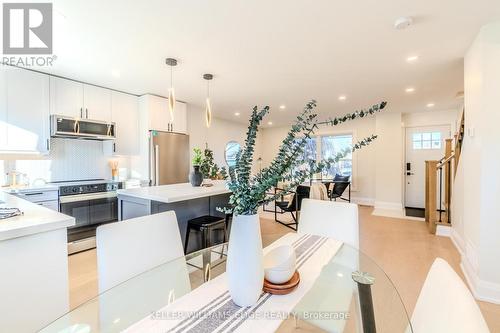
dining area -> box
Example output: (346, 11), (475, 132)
(38, 197), (489, 333)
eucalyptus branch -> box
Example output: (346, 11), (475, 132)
(221, 99), (386, 216)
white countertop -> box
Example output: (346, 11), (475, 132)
(0, 192), (75, 241)
(117, 181), (231, 203)
(1, 184), (59, 194)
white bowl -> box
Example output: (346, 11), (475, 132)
(264, 245), (296, 284)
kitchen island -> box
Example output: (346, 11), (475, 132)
(117, 181), (231, 253)
(0, 192), (75, 333)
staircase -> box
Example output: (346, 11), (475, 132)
(424, 109), (464, 234)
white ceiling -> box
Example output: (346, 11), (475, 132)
(35, 0), (500, 126)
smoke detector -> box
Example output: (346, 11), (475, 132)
(394, 16), (413, 30)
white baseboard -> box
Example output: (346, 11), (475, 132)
(435, 224), (451, 237)
(351, 197), (375, 206)
(372, 201), (405, 218)
(450, 228), (465, 255)
(461, 255), (500, 304)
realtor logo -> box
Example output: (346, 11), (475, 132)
(3, 3), (53, 54)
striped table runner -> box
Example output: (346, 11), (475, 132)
(125, 233), (343, 333)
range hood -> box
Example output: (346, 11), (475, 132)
(50, 115), (116, 141)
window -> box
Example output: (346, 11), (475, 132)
(413, 132), (441, 150)
(321, 135), (353, 179)
(291, 134), (354, 182)
(293, 137), (317, 174)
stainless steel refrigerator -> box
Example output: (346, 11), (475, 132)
(149, 130), (190, 185)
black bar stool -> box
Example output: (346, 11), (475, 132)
(184, 215), (227, 254)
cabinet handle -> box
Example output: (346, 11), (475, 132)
(46, 139), (50, 151)
(113, 143), (116, 153)
(25, 192), (44, 196)
(86, 108), (88, 119)
(171, 123), (173, 132)
(80, 108), (83, 118)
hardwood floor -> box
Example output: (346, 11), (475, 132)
(68, 206), (500, 331)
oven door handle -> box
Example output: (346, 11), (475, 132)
(60, 191), (117, 204)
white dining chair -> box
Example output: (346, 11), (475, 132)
(411, 258), (490, 333)
(96, 211), (185, 293)
(298, 198), (359, 248)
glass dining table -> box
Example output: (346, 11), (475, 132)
(40, 239), (413, 333)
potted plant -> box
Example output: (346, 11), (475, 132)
(221, 99), (386, 306)
(200, 147), (220, 180)
(190, 148), (204, 187)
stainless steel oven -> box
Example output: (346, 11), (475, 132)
(57, 181), (122, 254)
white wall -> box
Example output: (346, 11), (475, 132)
(259, 116), (377, 204)
(187, 105), (257, 172)
(372, 112), (404, 216)
(452, 21), (500, 303)
(403, 109), (458, 133)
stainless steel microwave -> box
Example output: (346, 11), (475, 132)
(50, 115), (116, 141)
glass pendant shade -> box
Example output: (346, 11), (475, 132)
(205, 97), (212, 128)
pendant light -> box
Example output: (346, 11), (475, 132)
(165, 58), (178, 121)
(203, 73), (213, 128)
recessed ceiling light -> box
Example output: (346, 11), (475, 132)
(338, 95), (347, 101)
(279, 105), (286, 109)
(426, 103), (435, 108)
(405, 87), (415, 93)
(234, 112), (240, 116)
(406, 55), (419, 62)
(394, 16), (413, 30)
(111, 70), (121, 78)
(267, 121), (273, 125)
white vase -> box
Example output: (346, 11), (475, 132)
(227, 213), (264, 307)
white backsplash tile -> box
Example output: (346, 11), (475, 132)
(1, 138), (130, 185)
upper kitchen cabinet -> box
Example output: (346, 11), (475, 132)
(111, 91), (139, 155)
(50, 77), (112, 121)
(172, 102), (187, 134)
(83, 84), (111, 121)
(140, 94), (187, 134)
(49, 76), (84, 118)
(0, 66), (50, 154)
(0, 69), (6, 150)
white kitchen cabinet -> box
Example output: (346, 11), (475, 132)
(49, 76), (84, 118)
(111, 91), (139, 155)
(148, 94), (170, 132)
(171, 101), (187, 134)
(1, 66), (50, 154)
(0, 69), (7, 150)
(50, 77), (112, 121)
(84, 84), (112, 121)
(145, 94), (187, 134)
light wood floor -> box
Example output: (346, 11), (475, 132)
(68, 206), (500, 331)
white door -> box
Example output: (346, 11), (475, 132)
(50, 76), (84, 118)
(405, 125), (450, 208)
(5, 67), (50, 153)
(111, 91), (139, 155)
(83, 84), (112, 121)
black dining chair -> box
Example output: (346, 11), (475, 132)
(274, 185), (310, 230)
(328, 174), (351, 202)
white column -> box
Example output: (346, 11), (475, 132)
(373, 112), (405, 218)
